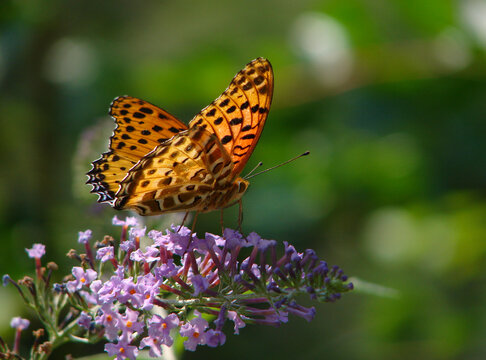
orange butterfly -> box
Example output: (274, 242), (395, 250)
(87, 58), (274, 216)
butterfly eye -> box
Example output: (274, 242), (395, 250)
(237, 180), (248, 194)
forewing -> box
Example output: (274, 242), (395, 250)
(86, 96), (188, 203)
(189, 58), (273, 176)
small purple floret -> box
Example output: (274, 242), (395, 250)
(10, 317), (29, 330)
(66, 267), (97, 292)
(190, 274), (209, 296)
(96, 246), (115, 262)
(205, 329), (226, 347)
(287, 302), (316, 322)
(228, 311), (246, 334)
(25, 243), (45, 259)
(78, 311), (92, 329)
(95, 304), (122, 341)
(129, 227), (146, 240)
(78, 229), (92, 244)
(105, 339), (138, 360)
(120, 240), (135, 252)
(112, 216), (139, 227)
(180, 311), (209, 351)
(130, 246), (159, 263)
(140, 313), (179, 351)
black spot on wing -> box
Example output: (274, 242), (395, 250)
(221, 135), (232, 144)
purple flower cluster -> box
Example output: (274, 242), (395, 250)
(4, 216), (352, 359)
(56, 217), (352, 359)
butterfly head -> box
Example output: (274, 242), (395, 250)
(237, 177), (249, 195)
(226, 177), (250, 205)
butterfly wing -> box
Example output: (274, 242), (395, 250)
(87, 96), (188, 203)
(188, 58), (273, 177)
(113, 126), (235, 215)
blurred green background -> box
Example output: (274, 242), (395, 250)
(2, 0), (486, 359)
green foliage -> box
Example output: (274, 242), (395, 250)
(2, 0), (486, 359)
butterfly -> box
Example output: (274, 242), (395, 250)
(87, 58), (274, 216)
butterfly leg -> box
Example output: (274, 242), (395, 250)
(237, 199), (244, 234)
(184, 212), (199, 253)
(177, 211), (190, 233)
(191, 211), (199, 233)
(220, 209), (225, 235)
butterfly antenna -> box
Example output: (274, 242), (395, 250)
(243, 161), (264, 178)
(244, 151), (310, 180)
